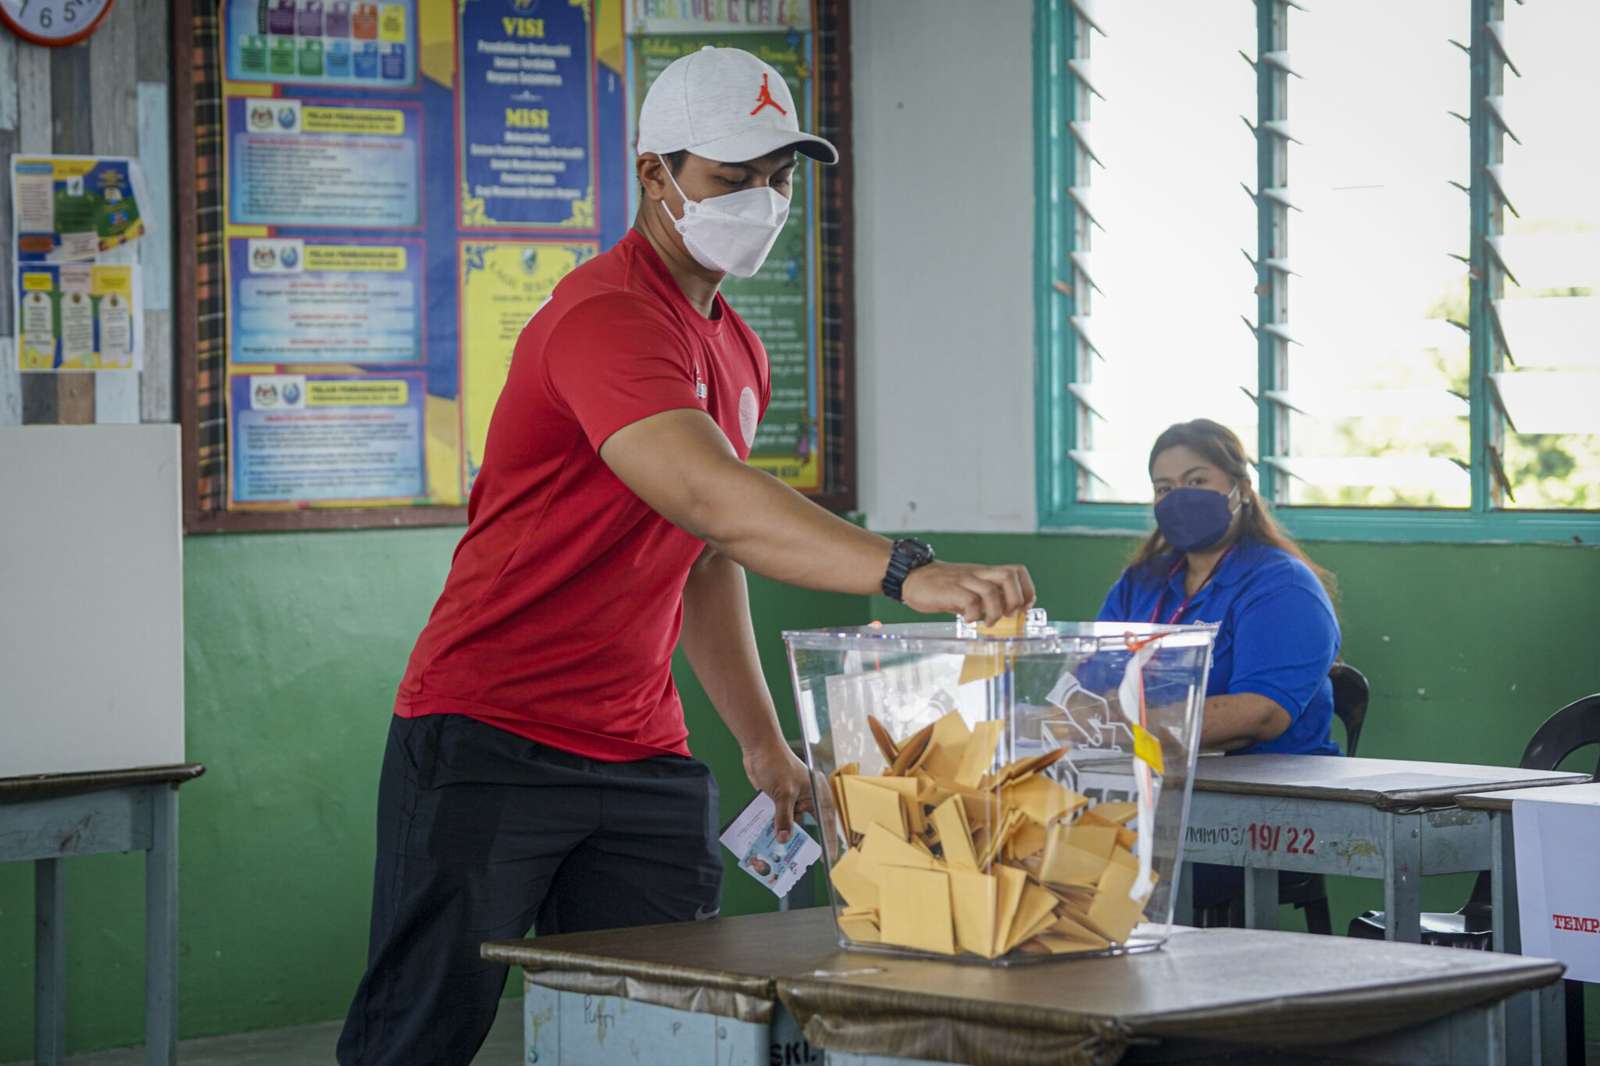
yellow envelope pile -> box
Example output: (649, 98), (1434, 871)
(827, 710), (1154, 960)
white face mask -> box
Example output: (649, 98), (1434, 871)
(657, 156), (790, 278)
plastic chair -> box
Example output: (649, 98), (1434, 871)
(1329, 663), (1371, 756)
(1347, 694), (1600, 1066)
(1521, 692), (1600, 779)
(1195, 664), (1370, 934)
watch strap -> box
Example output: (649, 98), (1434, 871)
(882, 538), (934, 602)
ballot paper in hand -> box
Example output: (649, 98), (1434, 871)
(720, 791), (823, 899)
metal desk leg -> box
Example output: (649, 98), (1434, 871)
(145, 785), (179, 1066)
(1431, 994), (1509, 1066)
(1492, 811), (1515, 954)
(1175, 861), (1195, 927)
(35, 857), (66, 1066)
(1243, 865), (1279, 930)
(1535, 981), (1566, 1065)
(1384, 813), (1423, 943)
(1489, 811), (1536, 1066)
(1479, 992), (1510, 1066)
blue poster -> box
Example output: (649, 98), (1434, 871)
(457, 0), (596, 230)
(224, 0), (419, 90)
(230, 372), (427, 503)
(214, 0), (638, 509)
(228, 237), (426, 364)
(226, 96), (423, 229)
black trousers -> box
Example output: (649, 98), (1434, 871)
(337, 714), (723, 1066)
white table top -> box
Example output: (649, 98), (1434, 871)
(1456, 781), (1600, 812)
(1191, 754), (1588, 808)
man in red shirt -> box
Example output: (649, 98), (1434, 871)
(338, 46), (1034, 1065)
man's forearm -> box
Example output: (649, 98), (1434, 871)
(679, 548), (786, 752)
(682, 457), (893, 596)
(599, 410), (1035, 624)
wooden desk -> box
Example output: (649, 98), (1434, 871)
(1179, 755), (1588, 942)
(0, 764), (205, 1066)
(484, 907), (1566, 1065)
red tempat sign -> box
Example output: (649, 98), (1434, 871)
(1552, 913), (1600, 934)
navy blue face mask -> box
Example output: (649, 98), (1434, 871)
(1154, 486), (1240, 552)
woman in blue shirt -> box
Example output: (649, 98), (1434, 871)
(1098, 419), (1341, 913)
(1099, 418), (1341, 756)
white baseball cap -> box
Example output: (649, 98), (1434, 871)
(637, 46), (838, 166)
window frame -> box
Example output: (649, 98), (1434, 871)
(1033, 0), (1600, 545)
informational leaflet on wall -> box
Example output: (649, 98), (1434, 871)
(12, 156), (147, 372)
(229, 237), (426, 365)
(230, 373), (426, 503)
(457, 0), (596, 230)
(226, 97), (423, 229)
(631, 32), (825, 492)
(626, 0), (811, 35)
(1513, 795), (1600, 983)
(459, 240), (596, 483)
(225, 0), (420, 88)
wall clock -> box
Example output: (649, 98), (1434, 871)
(0, 0), (115, 47)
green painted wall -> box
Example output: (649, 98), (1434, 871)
(2, 528), (1596, 1058)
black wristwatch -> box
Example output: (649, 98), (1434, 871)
(881, 538), (936, 602)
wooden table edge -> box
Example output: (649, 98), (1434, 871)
(0, 763), (207, 803)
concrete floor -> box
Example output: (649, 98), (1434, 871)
(1, 1004), (523, 1066)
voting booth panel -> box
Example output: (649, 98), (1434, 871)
(1513, 792), (1600, 984)
(784, 612), (1214, 964)
(0, 425), (185, 778)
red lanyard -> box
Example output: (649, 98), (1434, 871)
(1148, 546), (1233, 625)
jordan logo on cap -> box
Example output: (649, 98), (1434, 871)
(749, 72), (787, 117)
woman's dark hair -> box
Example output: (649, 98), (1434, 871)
(1131, 419), (1337, 599)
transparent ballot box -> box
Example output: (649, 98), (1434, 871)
(784, 611), (1215, 964)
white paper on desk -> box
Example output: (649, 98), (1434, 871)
(1513, 797), (1600, 983)
(720, 791), (823, 900)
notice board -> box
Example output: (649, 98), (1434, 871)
(176, 0), (855, 532)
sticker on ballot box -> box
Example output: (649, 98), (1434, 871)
(721, 791), (822, 899)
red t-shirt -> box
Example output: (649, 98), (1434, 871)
(394, 230), (770, 760)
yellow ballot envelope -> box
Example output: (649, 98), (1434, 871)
(787, 614), (1217, 965)
(817, 713), (1162, 962)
